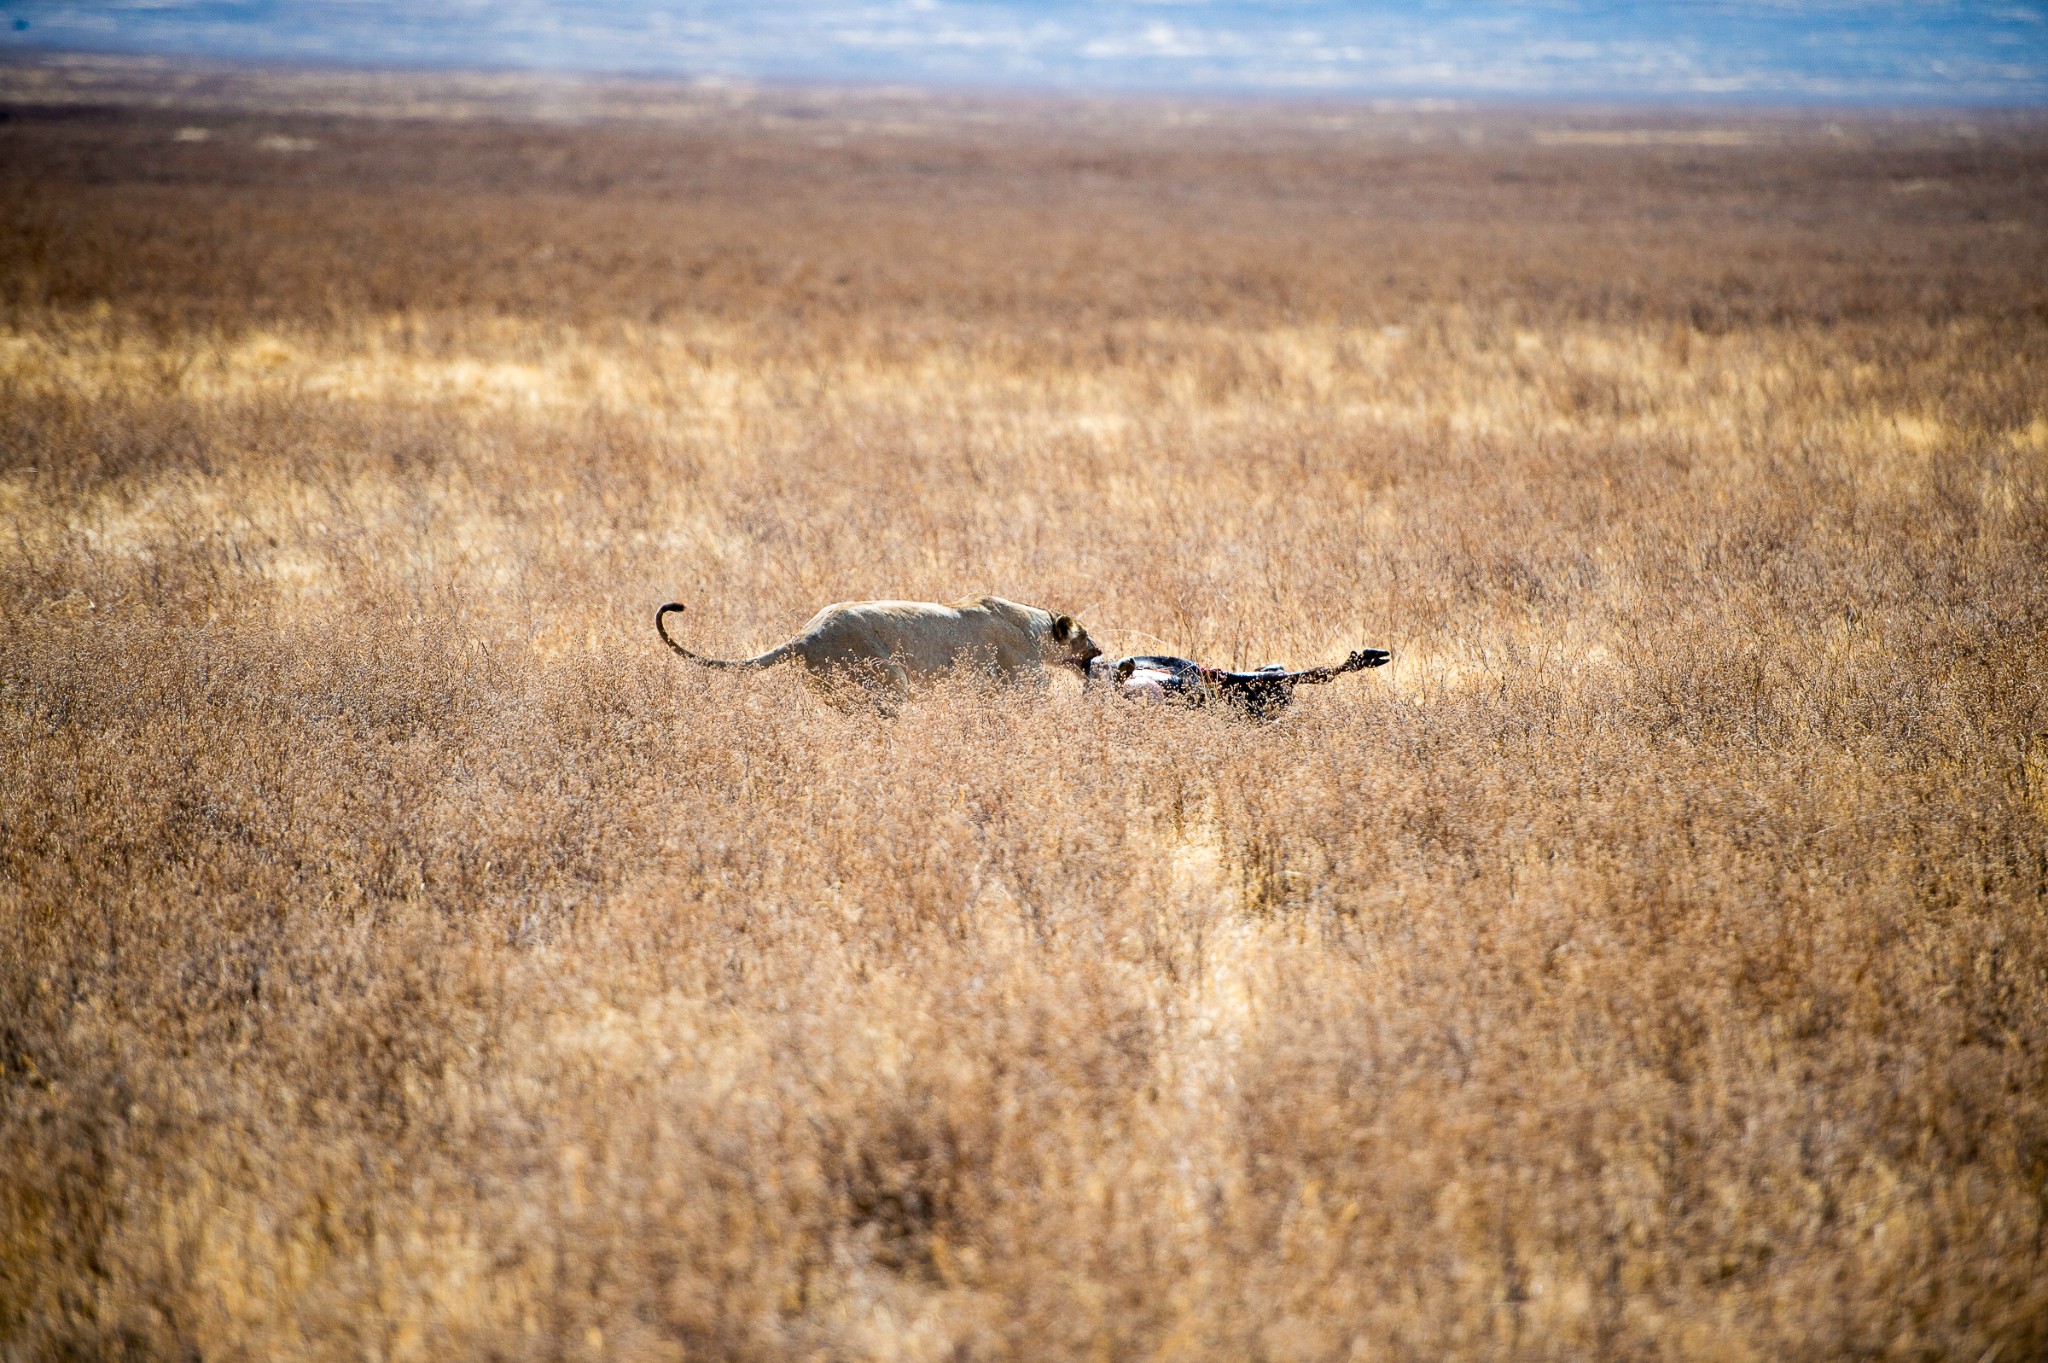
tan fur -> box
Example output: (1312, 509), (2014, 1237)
(657, 595), (1102, 707)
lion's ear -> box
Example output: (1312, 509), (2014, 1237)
(1052, 614), (1075, 641)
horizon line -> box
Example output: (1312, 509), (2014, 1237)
(6, 44), (2048, 115)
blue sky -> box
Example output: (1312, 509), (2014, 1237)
(2, 2), (2043, 102)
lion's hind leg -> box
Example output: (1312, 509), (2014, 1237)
(859, 660), (911, 717)
(815, 657), (910, 716)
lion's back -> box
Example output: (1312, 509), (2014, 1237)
(792, 598), (1039, 676)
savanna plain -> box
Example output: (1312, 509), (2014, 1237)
(3, 61), (2047, 1363)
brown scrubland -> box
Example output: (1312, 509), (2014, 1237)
(2, 57), (2047, 1363)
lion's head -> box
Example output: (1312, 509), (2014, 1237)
(1047, 613), (1103, 674)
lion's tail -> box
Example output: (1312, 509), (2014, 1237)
(655, 603), (796, 670)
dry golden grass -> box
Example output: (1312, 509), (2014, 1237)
(3, 67), (2048, 1362)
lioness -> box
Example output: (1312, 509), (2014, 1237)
(656, 595), (1102, 708)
